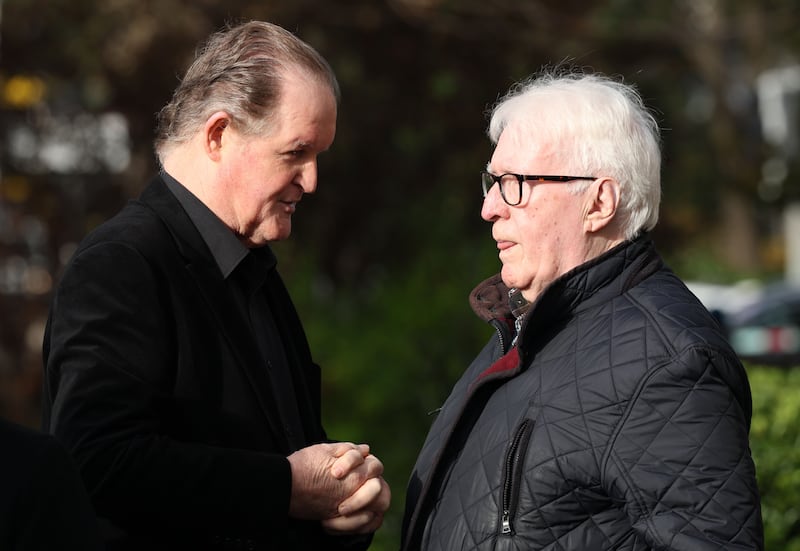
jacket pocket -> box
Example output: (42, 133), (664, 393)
(499, 418), (534, 536)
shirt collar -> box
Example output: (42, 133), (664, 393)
(161, 170), (248, 279)
(508, 287), (531, 346)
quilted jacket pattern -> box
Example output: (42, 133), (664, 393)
(402, 236), (763, 550)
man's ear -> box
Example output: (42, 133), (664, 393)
(584, 177), (620, 233)
(203, 111), (231, 161)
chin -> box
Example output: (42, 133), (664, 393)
(273, 225), (292, 240)
(500, 267), (516, 288)
(257, 222), (292, 244)
(241, 233), (286, 248)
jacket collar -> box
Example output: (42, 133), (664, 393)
(470, 234), (663, 349)
(533, 233), (661, 319)
(137, 175), (292, 451)
(160, 169), (249, 279)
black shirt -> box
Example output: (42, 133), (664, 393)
(162, 170), (306, 450)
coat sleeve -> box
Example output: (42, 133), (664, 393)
(42, 239), (295, 542)
(606, 346), (764, 550)
(0, 419), (103, 551)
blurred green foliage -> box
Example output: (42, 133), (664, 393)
(665, 245), (766, 284)
(748, 364), (800, 551)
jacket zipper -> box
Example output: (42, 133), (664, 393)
(500, 418), (534, 535)
(491, 319), (510, 354)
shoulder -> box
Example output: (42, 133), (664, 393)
(78, 197), (167, 252)
(66, 186), (191, 280)
(628, 268), (734, 355)
(75, 175), (187, 253)
(620, 269), (751, 406)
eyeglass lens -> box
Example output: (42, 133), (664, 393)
(481, 173), (521, 205)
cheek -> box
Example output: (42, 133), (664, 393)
(515, 214), (560, 273)
(515, 212), (544, 253)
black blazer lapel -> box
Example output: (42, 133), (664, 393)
(138, 176), (290, 450)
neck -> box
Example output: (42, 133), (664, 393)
(162, 145), (219, 213)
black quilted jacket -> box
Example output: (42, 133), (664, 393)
(401, 235), (763, 550)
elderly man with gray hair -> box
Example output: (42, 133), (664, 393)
(402, 69), (763, 551)
(43, 21), (389, 550)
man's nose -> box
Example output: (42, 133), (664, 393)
(298, 160), (318, 194)
(481, 183), (505, 221)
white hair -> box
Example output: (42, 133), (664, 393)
(487, 70), (662, 239)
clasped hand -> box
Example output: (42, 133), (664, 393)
(287, 442), (391, 534)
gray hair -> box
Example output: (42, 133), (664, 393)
(154, 21), (339, 162)
(487, 69), (662, 239)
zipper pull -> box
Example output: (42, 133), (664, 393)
(501, 510), (512, 534)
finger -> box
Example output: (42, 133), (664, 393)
(330, 442), (370, 458)
(373, 478), (391, 513)
(362, 453), (384, 478)
(335, 453), (385, 488)
(338, 477), (382, 515)
(354, 477), (390, 515)
(361, 512), (384, 534)
(322, 511), (382, 535)
(328, 441), (361, 457)
(330, 448), (366, 479)
(355, 443), (370, 457)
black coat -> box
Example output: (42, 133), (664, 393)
(0, 418), (102, 550)
(402, 236), (763, 550)
(43, 176), (368, 550)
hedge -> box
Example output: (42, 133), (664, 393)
(748, 364), (800, 550)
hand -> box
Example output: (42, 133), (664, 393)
(321, 474), (391, 535)
(287, 442), (378, 520)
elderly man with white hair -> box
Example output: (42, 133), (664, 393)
(402, 69), (764, 551)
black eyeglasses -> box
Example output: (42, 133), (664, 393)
(481, 171), (596, 206)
